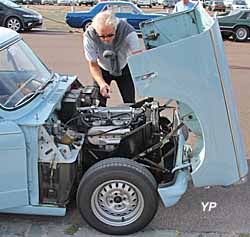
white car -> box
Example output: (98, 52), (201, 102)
(41, 0), (57, 4)
(231, 0), (248, 10)
(162, 0), (175, 8)
(224, 0), (233, 8)
(137, 0), (152, 7)
(57, 0), (75, 5)
(152, 0), (158, 5)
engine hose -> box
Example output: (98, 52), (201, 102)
(79, 115), (91, 128)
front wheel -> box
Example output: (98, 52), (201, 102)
(76, 158), (159, 235)
(6, 17), (22, 32)
(234, 26), (249, 42)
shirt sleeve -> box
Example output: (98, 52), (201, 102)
(83, 33), (98, 62)
(125, 31), (142, 53)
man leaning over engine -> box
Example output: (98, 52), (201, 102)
(83, 11), (142, 106)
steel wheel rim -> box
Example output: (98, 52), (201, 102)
(236, 28), (247, 40)
(91, 180), (144, 226)
(7, 18), (21, 32)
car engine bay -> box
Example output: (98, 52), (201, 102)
(38, 83), (182, 206)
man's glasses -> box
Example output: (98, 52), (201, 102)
(98, 33), (115, 39)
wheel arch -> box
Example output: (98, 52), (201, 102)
(233, 24), (250, 31)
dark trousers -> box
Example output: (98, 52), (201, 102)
(95, 64), (135, 106)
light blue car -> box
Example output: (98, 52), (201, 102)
(0, 3), (248, 236)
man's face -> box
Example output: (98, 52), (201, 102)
(96, 25), (116, 44)
(182, 0), (189, 4)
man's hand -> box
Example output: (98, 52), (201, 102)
(100, 83), (111, 98)
(88, 61), (111, 98)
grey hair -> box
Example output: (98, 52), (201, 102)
(92, 10), (119, 31)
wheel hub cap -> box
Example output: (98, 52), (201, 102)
(91, 180), (144, 226)
(237, 28), (247, 40)
(7, 19), (20, 31)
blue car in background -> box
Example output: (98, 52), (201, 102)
(65, 1), (166, 31)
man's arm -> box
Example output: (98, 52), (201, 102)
(88, 61), (110, 98)
(84, 33), (110, 98)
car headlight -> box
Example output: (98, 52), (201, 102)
(23, 14), (42, 19)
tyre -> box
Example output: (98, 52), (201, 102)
(83, 20), (92, 32)
(5, 17), (22, 32)
(234, 26), (249, 42)
(76, 158), (159, 235)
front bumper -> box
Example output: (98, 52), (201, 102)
(23, 18), (43, 29)
(158, 170), (189, 207)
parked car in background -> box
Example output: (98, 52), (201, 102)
(151, 0), (158, 6)
(22, 0), (33, 3)
(0, 0), (42, 31)
(78, 0), (96, 6)
(204, 0), (211, 8)
(217, 9), (250, 41)
(22, 0), (42, 5)
(41, 0), (57, 4)
(209, 0), (226, 11)
(162, 0), (175, 8)
(231, 0), (248, 10)
(224, 0), (233, 8)
(10, 0), (23, 4)
(137, 0), (152, 8)
(57, 0), (72, 5)
(65, 1), (166, 31)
